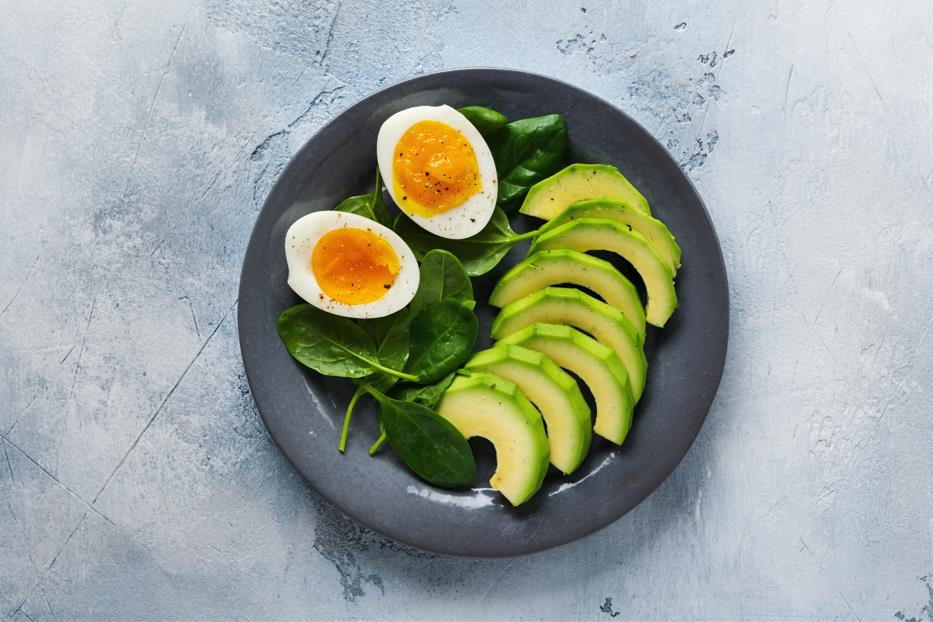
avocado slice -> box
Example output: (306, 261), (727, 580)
(498, 323), (634, 445)
(519, 163), (650, 220)
(466, 344), (592, 474)
(491, 287), (647, 400)
(436, 372), (550, 506)
(538, 199), (681, 275)
(529, 218), (677, 327)
(489, 250), (646, 343)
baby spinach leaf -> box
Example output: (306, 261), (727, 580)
(458, 105), (508, 137)
(389, 373), (456, 410)
(411, 250), (474, 314)
(405, 300), (478, 383)
(362, 307), (411, 372)
(394, 208), (535, 276)
(367, 388), (475, 488)
(487, 114), (568, 212)
(333, 193), (375, 219)
(334, 168), (392, 226)
(352, 308), (412, 395)
(277, 304), (417, 381)
(277, 305), (379, 378)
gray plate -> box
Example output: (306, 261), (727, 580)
(238, 68), (729, 557)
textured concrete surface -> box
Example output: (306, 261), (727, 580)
(2, 0), (932, 620)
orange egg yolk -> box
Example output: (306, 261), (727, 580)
(392, 120), (482, 217)
(310, 228), (400, 305)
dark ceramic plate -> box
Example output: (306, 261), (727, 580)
(238, 69), (728, 557)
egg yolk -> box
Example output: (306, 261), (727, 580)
(311, 228), (400, 305)
(392, 120), (482, 217)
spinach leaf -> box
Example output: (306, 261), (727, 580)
(394, 208), (535, 276)
(487, 114), (568, 212)
(389, 373), (456, 410)
(277, 304), (417, 381)
(352, 307), (412, 395)
(334, 168), (392, 226)
(362, 307), (411, 372)
(367, 388), (475, 487)
(458, 105), (508, 137)
(333, 193), (374, 219)
(405, 300), (478, 383)
(411, 250), (474, 314)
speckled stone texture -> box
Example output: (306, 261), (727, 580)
(1, 1), (931, 620)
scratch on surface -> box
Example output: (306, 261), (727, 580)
(5, 426), (158, 564)
(839, 19), (887, 110)
(835, 585), (863, 622)
(317, 1), (341, 67)
(123, 14), (190, 198)
(69, 294), (99, 395)
(3, 436), (106, 522)
(178, 295), (201, 339)
(799, 537), (812, 554)
(149, 236), (167, 257)
(697, 20), (736, 136)
(479, 559), (514, 601)
(2, 439), (15, 482)
(0, 255), (39, 320)
(39, 585), (55, 619)
(722, 20), (737, 67)
(289, 68), (306, 88)
(6, 394), (36, 437)
(811, 269), (842, 327)
(92, 298), (238, 503)
(45, 512), (88, 572)
(838, 506), (922, 535)
(916, 314), (933, 351)
(798, 524), (864, 622)
(198, 171), (222, 202)
(783, 64), (795, 113)
(815, 330), (836, 361)
(249, 83), (346, 206)
(248, 84), (346, 163)
(59, 343), (77, 365)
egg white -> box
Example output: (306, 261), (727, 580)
(284, 210), (420, 319)
(376, 105), (498, 239)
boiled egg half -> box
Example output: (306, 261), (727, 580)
(377, 105), (497, 239)
(285, 211), (419, 319)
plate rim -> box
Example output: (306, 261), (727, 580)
(237, 67), (730, 557)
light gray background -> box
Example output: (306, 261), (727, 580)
(2, 1), (932, 620)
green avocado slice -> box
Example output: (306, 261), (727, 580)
(538, 199), (681, 275)
(519, 163), (650, 220)
(498, 323), (634, 445)
(436, 372), (550, 506)
(466, 344), (592, 474)
(529, 218), (677, 327)
(491, 287), (647, 401)
(489, 249), (646, 344)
